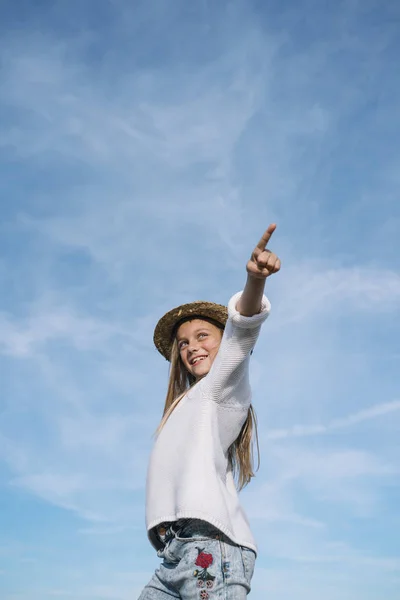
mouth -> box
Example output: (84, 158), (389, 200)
(190, 355), (208, 366)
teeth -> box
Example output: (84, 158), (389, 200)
(192, 356), (206, 365)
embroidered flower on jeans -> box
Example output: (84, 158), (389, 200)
(199, 591), (209, 600)
(193, 548), (216, 587)
(195, 549), (213, 569)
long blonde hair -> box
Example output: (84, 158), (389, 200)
(156, 334), (260, 491)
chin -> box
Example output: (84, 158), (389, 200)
(194, 368), (210, 379)
(196, 368), (208, 376)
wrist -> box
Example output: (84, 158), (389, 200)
(245, 272), (266, 287)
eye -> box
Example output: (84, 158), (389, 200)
(198, 332), (208, 339)
(178, 341), (188, 350)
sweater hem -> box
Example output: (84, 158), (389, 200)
(147, 511), (258, 556)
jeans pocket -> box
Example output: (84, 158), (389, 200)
(240, 547), (256, 585)
(160, 538), (183, 565)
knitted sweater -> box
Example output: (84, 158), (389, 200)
(146, 291), (271, 554)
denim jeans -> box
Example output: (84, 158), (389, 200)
(138, 519), (256, 599)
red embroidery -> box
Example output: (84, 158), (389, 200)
(195, 550), (213, 569)
(193, 547), (216, 590)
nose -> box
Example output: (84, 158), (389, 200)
(187, 340), (200, 354)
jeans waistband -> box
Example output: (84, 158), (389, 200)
(156, 519), (223, 546)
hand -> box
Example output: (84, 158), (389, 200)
(246, 224), (281, 279)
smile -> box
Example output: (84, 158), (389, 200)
(190, 356), (208, 366)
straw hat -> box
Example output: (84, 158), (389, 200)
(153, 300), (228, 361)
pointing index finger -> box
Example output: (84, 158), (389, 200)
(256, 223), (277, 251)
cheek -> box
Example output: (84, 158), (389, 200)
(180, 351), (189, 367)
(208, 339), (221, 355)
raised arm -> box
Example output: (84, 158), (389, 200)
(236, 223), (281, 317)
(202, 224), (281, 405)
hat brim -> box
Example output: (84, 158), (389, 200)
(153, 300), (228, 361)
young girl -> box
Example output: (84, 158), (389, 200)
(139, 224), (281, 599)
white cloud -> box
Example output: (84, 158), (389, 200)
(0, 307), (135, 358)
(274, 266), (400, 326)
(266, 400), (400, 440)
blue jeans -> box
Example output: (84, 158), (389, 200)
(139, 519), (256, 599)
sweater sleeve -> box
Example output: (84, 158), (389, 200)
(200, 291), (271, 406)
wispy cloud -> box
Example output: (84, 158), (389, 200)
(0, 1), (399, 599)
(266, 400), (400, 440)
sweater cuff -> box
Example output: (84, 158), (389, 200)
(227, 291), (271, 328)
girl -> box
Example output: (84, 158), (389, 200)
(139, 224), (281, 599)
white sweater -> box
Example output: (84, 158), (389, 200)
(146, 291), (271, 554)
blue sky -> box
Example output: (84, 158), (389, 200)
(0, 0), (399, 598)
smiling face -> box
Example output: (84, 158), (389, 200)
(176, 318), (223, 380)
